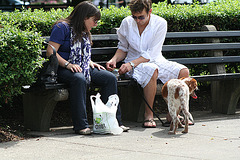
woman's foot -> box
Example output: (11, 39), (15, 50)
(142, 119), (156, 128)
(120, 125), (130, 132)
(75, 128), (91, 135)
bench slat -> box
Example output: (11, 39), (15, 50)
(91, 43), (240, 55)
(92, 34), (118, 41)
(40, 73), (240, 90)
(43, 80), (132, 90)
(92, 47), (117, 55)
(192, 73), (240, 81)
(44, 31), (240, 42)
(44, 83), (68, 90)
(162, 43), (240, 52)
(169, 56), (240, 65)
(166, 31), (240, 39)
(96, 56), (240, 66)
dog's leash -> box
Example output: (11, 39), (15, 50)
(133, 79), (167, 126)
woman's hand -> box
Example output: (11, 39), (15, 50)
(90, 61), (106, 70)
(106, 59), (116, 71)
(118, 62), (132, 75)
(66, 63), (82, 72)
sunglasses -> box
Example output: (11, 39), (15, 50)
(94, 20), (99, 24)
(132, 15), (146, 20)
(91, 17), (99, 24)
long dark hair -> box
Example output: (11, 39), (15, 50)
(54, 1), (100, 43)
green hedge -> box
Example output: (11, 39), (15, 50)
(154, 0), (240, 32)
(99, 0), (240, 33)
(0, 0), (239, 35)
(0, 7), (72, 36)
(0, 22), (44, 104)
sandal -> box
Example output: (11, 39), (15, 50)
(142, 119), (156, 128)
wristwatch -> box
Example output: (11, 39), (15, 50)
(129, 61), (135, 69)
(64, 62), (70, 68)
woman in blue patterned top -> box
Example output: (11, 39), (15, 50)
(46, 1), (129, 135)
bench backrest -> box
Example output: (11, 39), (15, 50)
(42, 30), (240, 66)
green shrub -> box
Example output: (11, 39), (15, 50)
(1, 0), (239, 35)
(0, 7), (73, 36)
(153, 0), (240, 32)
(0, 22), (44, 104)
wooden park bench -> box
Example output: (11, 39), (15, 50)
(22, 25), (240, 131)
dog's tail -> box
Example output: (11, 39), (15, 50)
(182, 109), (194, 124)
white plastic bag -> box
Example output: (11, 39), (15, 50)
(90, 93), (123, 135)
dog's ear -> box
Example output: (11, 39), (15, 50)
(184, 79), (191, 88)
(183, 78), (195, 91)
(189, 78), (198, 91)
(175, 87), (180, 99)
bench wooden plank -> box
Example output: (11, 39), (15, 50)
(163, 43), (240, 52)
(40, 73), (240, 90)
(90, 43), (240, 55)
(38, 72), (240, 90)
(92, 34), (118, 41)
(169, 56), (240, 65)
(166, 31), (240, 39)
(43, 31), (240, 42)
(93, 56), (240, 66)
(42, 42), (240, 56)
(192, 73), (240, 81)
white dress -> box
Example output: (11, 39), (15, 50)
(117, 14), (187, 87)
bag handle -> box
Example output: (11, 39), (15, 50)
(90, 95), (96, 111)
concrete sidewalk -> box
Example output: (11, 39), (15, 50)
(1, 110), (240, 160)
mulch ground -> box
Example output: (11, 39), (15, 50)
(0, 84), (216, 143)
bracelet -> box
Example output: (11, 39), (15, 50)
(64, 62), (70, 68)
(129, 61), (135, 69)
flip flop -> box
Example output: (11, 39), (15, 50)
(142, 119), (156, 128)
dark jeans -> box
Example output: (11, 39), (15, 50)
(57, 67), (122, 131)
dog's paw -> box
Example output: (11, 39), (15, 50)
(168, 131), (176, 135)
(182, 130), (188, 134)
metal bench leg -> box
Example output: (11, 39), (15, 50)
(118, 85), (145, 122)
(211, 80), (240, 114)
(202, 25), (239, 114)
(118, 81), (164, 124)
(23, 89), (68, 131)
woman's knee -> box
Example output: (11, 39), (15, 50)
(178, 68), (189, 78)
(106, 72), (117, 85)
(92, 69), (117, 87)
(71, 73), (87, 86)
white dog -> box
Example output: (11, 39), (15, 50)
(161, 77), (198, 134)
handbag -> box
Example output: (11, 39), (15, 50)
(36, 43), (58, 84)
(90, 93), (123, 135)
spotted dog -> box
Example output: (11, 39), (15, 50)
(161, 77), (198, 134)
